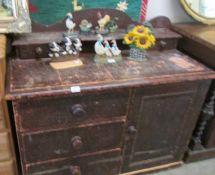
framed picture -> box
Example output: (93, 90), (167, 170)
(0, 0), (31, 33)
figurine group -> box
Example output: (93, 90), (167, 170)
(49, 35), (82, 58)
(49, 12), (121, 59)
(95, 34), (121, 57)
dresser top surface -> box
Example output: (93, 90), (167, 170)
(6, 49), (215, 100)
(173, 23), (215, 51)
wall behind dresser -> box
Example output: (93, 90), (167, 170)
(146, 0), (194, 23)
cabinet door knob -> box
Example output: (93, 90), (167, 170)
(70, 166), (81, 175)
(71, 104), (86, 118)
(71, 136), (83, 150)
(128, 126), (137, 134)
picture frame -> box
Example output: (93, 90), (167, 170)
(0, 0), (31, 33)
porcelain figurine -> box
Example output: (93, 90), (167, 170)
(72, 37), (82, 52)
(48, 42), (67, 58)
(94, 34), (106, 56)
(79, 19), (92, 35)
(66, 13), (76, 35)
(106, 17), (119, 33)
(96, 12), (110, 35)
(104, 40), (113, 57)
(111, 40), (121, 56)
(62, 35), (77, 55)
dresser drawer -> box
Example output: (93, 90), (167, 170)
(0, 132), (12, 161)
(14, 91), (128, 132)
(22, 118), (126, 163)
(26, 150), (121, 175)
(15, 44), (49, 59)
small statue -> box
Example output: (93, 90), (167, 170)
(62, 35), (77, 55)
(66, 13), (76, 35)
(94, 34), (106, 56)
(79, 19), (92, 35)
(96, 12), (110, 34)
(48, 42), (67, 58)
(104, 40), (113, 57)
(111, 40), (121, 56)
(106, 17), (119, 33)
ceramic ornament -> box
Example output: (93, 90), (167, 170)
(48, 42), (67, 58)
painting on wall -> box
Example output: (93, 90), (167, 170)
(29, 0), (142, 25)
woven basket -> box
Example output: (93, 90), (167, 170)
(129, 48), (146, 61)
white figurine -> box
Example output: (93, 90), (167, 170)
(111, 40), (121, 56)
(72, 38), (82, 52)
(94, 34), (106, 56)
(66, 13), (76, 34)
(63, 36), (73, 54)
(104, 40), (113, 57)
(49, 42), (67, 58)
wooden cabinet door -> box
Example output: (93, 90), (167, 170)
(122, 81), (210, 172)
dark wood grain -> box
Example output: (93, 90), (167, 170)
(20, 118), (125, 163)
(13, 91), (128, 132)
(6, 50), (214, 100)
(122, 80), (211, 172)
(26, 149), (122, 175)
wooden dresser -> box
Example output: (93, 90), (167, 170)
(6, 17), (215, 174)
(173, 23), (215, 162)
(0, 35), (17, 175)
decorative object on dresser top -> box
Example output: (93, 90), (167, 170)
(6, 11), (215, 175)
(0, 35), (17, 175)
(0, 0), (31, 33)
(172, 23), (215, 163)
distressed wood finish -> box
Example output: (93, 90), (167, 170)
(21, 119), (126, 163)
(173, 23), (215, 162)
(26, 150), (122, 175)
(6, 17), (215, 175)
(13, 91), (128, 132)
(122, 81), (210, 172)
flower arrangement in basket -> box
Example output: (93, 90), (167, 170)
(124, 25), (156, 61)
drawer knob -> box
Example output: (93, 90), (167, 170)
(128, 126), (137, 135)
(71, 104), (86, 118)
(71, 136), (83, 150)
(35, 47), (43, 56)
(70, 166), (81, 175)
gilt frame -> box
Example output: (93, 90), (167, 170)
(0, 0), (31, 33)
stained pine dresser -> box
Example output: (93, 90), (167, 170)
(6, 17), (215, 175)
(0, 35), (17, 175)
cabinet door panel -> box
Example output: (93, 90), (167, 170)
(132, 93), (194, 162)
(122, 81), (210, 172)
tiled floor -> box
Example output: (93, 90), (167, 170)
(150, 158), (215, 175)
